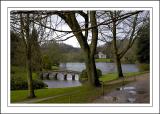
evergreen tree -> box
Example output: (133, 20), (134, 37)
(136, 22), (150, 64)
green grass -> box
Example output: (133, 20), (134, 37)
(37, 85), (101, 103)
(11, 81), (131, 103)
(51, 65), (59, 70)
(99, 71), (148, 82)
(36, 81), (132, 103)
(11, 86), (82, 103)
(95, 58), (111, 62)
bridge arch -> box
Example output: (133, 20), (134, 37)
(41, 71), (80, 81)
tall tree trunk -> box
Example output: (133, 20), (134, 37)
(84, 51), (101, 87)
(89, 11), (101, 86)
(27, 42), (36, 98)
(84, 52), (93, 86)
(115, 54), (123, 77)
(26, 14), (36, 98)
(58, 11), (101, 87)
(112, 11), (124, 78)
(90, 55), (101, 86)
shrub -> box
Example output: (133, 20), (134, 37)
(80, 69), (102, 81)
(138, 63), (150, 71)
(32, 80), (48, 89)
(11, 78), (28, 90)
(11, 67), (48, 90)
(11, 77), (48, 90)
(97, 69), (102, 77)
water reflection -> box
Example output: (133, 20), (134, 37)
(60, 62), (139, 74)
(43, 80), (82, 88)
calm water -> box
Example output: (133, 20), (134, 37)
(43, 80), (81, 88)
(60, 62), (139, 74)
(44, 62), (139, 88)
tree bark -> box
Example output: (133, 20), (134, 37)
(111, 11), (124, 78)
(26, 13), (36, 98)
(26, 40), (36, 98)
(115, 54), (123, 77)
(90, 11), (101, 86)
(84, 51), (101, 87)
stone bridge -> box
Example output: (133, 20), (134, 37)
(40, 70), (80, 81)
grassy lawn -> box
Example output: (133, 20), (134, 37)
(37, 81), (130, 103)
(11, 81), (131, 103)
(95, 58), (111, 62)
(11, 86), (82, 103)
(99, 71), (148, 82)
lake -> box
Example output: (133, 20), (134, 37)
(44, 62), (139, 88)
(59, 62), (139, 74)
(43, 80), (82, 88)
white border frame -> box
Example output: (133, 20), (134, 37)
(1, 1), (159, 113)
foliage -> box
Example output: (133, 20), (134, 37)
(120, 40), (137, 64)
(62, 51), (85, 62)
(41, 41), (84, 67)
(41, 40), (84, 66)
(96, 42), (114, 59)
(137, 63), (150, 71)
(42, 55), (52, 70)
(31, 28), (43, 71)
(11, 66), (47, 90)
(11, 78), (47, 90)
(11, 30), (43, 71)
(51, 65), (59, 70)
(95, 58), (111, 62)
(80, 69), (102, 81)
(136, 22), (150, 64)
(11, 31), (26, 66)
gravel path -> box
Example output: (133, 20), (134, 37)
(93, 73), (150, 103)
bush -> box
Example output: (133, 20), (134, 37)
(33, 80), (48, 89)
(80, 69), (102, 81)
(11, 66), (48, 90)
(138, 63), (150, 71)
(11, 78), (28, 90)
(11, 77), (48, 90)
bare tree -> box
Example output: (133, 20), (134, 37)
(54, 11), (100, 86)
(20, 13), (35, 98)
(10, 11), (50, 98)
(97, 10), (148, 78)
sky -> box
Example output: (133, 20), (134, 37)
(48, 12), (106, 48)
(63, 37), (80, 48)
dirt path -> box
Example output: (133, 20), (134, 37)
(93, 73), (150, 103)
